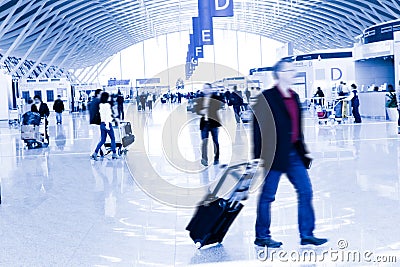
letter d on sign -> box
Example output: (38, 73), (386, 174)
(331, 68), (342, 81)
(212, 0), (234, 17)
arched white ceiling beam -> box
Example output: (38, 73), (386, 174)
(1, 0), (400, 73)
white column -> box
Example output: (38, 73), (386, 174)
(394, 31), (400, 132)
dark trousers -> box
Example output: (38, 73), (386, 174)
(94, 123), (116, 154)
(352, 105), (361, 123)
(118, 105), (124, 120)
(201, 125), (219, 162)
(233, 105), (241, 123)
(256, 149), (315, 239)
(398, 109), (400, 126)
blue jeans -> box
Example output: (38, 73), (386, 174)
(255, 149), (315, 239)
(201, 125), (219, 162)
(56, 112), (62, 124)
(94, 123), (116, 154)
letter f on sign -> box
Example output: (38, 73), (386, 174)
(196, 47), (203, 57)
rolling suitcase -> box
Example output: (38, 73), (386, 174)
(186, 159), (261, 249)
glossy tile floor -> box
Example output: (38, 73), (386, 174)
(0, 101), (399, 266)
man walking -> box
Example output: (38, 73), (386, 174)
(53, 95), (65, 124)
(252, 57), (328, 248)
(195, 83), (223, 166)
(117, 90), (125, 120)
(229, 86), (244, 123)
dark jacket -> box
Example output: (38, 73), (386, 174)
(351, 90), (360, 107)
(252, 86), (308, 172)
(88, 97), (101, 125)
(53, 99), (65, 113)
(194, 93), (223, 130)
(31, 102), (50, 118)
(229, 91), (244, 106)
(117, 95), (124, 106)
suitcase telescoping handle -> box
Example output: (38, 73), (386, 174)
(204, 159), (262, 205)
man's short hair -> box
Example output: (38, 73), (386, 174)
(272, 57), (295, 80)
(94, 89), (102, 97)
(33, 95), (41, 100)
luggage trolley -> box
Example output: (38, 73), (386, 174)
(21, 112), (48, 149)
(186, 159), (261, 249)
(333, 97), (352, 124)
(104, 121), (135, 156)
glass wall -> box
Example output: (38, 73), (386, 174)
(96, 30), (282, 86)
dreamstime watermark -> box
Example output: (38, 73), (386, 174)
(256, 239), (398, 264)
(124, 62), (276, 207)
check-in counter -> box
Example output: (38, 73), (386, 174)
(358, 92), (387, 119)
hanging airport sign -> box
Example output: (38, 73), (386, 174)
(198, 0), (214, 45)
(211, 0), (234, 17)
(192, 17), (204, 58)
(188, 43), (198, 67)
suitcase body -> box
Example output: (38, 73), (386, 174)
(186, 198), (243, 248)
(186, 159), (261, 248)
(105, 121), (135, 155)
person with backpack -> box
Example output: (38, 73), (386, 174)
(90, 92), (118, 160)
(194, 83), (223, 166)
(53, 95), (65, 125)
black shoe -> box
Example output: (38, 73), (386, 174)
(300, 236), (328, 246)
(213, 159), (219, 165)
(254, 238), (282, 248)
(201, 159), (208, 166)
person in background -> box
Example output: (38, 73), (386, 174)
(194, 83), (223, 166)
(53, 95), (65, 125)
(252, 57), (328, 248)
(90, 92), (118, 160)
(313, 87), (325, 106)
(245, 88), (251, 103)
(88, 89), (103, 153)
(31, 95), (50, 142)
(348, 84), (361, 123)
(177, 92), (182, 104)
(140, 93), (147, 111)
(147, 93), (153, 111)
(31, 95), (50, 118)
(117, 90), (124, 120)
(229, 86), (244, 123)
